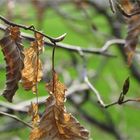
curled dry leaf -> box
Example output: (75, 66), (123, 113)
(121, 0), (140, 65)
(0, 26), (24, 102)
(21, 32), (44, 93)
(30, 72), (89, 140)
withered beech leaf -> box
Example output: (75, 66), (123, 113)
(122, 77), (130, 95)
(21, 32), (44, 93)
(120, 0), (133, 13)
(30, 72), (89, 140)
(28, 102), (40, 127)
(121, 0), (140, 65)
(0, 26), (24, 102)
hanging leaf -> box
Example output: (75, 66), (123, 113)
(30, 72), (89, 140)
(0, 26), (24, 102)
(120, 0), (133, 13)
(21, 32), (44, 93)
(120, 0), (140, 65)
(28, 102), (40, 127)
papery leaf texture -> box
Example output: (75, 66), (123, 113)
(121, 0), (133, 13)
(0, 26), (24, 102)
(21, 32), (44, 93)
(28, 102), (40, 127)
(30, 72), (89, 140)
(121, 0), (140, 65)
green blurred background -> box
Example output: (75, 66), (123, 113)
(0, 1), (140, 140)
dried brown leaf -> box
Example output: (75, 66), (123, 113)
(120, 0), (133, 13)
(21, 33), (44, 93)
(30, 72), (89, 140)
(0, 26), (24, 102)
(121, 1), (140, 65)
(28, 102), (40, 127)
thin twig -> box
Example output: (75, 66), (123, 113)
(0, 83), (89, 114)
(0, 24), (116, 57)
(0, 111), (33, 128)
(0, 15), (66, 43)
(34, 32), (40, 106)
(52, 43), (56, 94)
(108, 0), (116, 13)
(105, 99), (140, 108)
(84, 76), (105, 107)
(52, 43), (56, 73)
(78, 48), (106, 107)
(85, 76), (139, 108)
(78, 47), (138, 108)
(105, 101), (118, 108)
(101, 39), (125, 52)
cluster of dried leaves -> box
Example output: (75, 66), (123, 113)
(0, 26), (89, 139)
(30, 72), (89, 140)
(0, 26), (44, 101)
(1, 1), (139, 138)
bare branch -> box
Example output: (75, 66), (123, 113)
(84, 76), (105, 107)
(0, 111), (33, 128)
(0, 15), (66, 43)
(105, 98), (140, 108)
(0, 24), (116, 57)
(101, 39), (125, 52)
(108, 0), (116, 13)
(0, 83), (89, 113)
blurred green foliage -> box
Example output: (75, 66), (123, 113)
(0, 1), (140, 140)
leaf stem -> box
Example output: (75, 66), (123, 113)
(35, 33), (39, 105)
(52, 43), (56, 94)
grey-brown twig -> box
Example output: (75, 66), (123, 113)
(101, 39), (125, 52)
(105, 98), (140, 108)
(0, 23), (116, 57)
(84, 76), (105, 107)
(108, 0), (116, 13)
(0, 111), (33, 128)
(0, 15), (66, 43)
